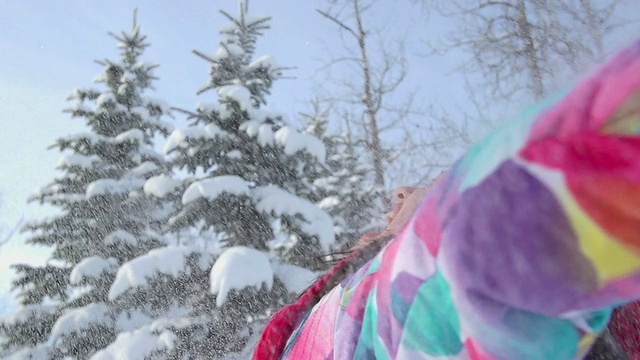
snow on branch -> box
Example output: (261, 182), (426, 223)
(90, 321), (176, 360)
(274, 126), (326, 163)
(217, 84), (253, 110)
(131, 106), (150, 121)
(114, 128), (145, 143)
(104, 230), (138, 246)
(129, 161), (159, 176)
(143, 174), (180, 198)
(163, 124), (229, 154)
(96, 92), (115, 107)
(210, 246), (273, 307)
(0, 304), (56, 326)
(50, 303), (111, 341)
(109, 246), (203, 301)
(239, 120), (275, 147)
(318, 195), (340, 210)
(253, 185), (334, 252)
(181, 175), (250, 205)
(57, 127), (153, 149)
(70, 256), (119, 285)
(271, 260), (319, 294)
(86, 177), (146, 198)
(5, 343), (50, 360)
(57, 154), (101, 169)
(248, 55), (276, 69)
(209, 43), (244, 61)
(238, 120), (326, 162)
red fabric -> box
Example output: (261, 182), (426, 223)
(252, 253), (357, 360)
(609, 301), (640, 359)
(252, 302), (307, 360)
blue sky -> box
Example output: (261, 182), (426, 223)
(0, 1), (638, 307)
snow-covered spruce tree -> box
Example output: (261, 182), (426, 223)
(303, 104), (384, 253)
(148, 2), (332, 358)
(0, 15), (176, 359)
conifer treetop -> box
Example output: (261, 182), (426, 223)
(193, 1), (284, 107)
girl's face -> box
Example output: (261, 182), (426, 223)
(385, 173), (446, 236)
(355, 174), (445, 250)
(384, 186), (430, 235)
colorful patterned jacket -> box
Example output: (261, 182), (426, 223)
(254, 37), (640, 360)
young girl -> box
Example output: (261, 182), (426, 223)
(254, 37), (640, 360)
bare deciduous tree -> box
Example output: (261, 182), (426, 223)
(427, 0), (634, 102)
(560, 0), (638, 62)
(314, 0), (428, 195)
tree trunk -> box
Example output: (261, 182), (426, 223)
(516, 0), (545, 99)
(353, 0), (387, 199)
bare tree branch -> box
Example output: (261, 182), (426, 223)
(317, 9), (358, 38)
(315, 0), (433, 192)
(423, 0), (635, 104)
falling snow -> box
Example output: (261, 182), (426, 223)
(0, 2), (360, 359)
